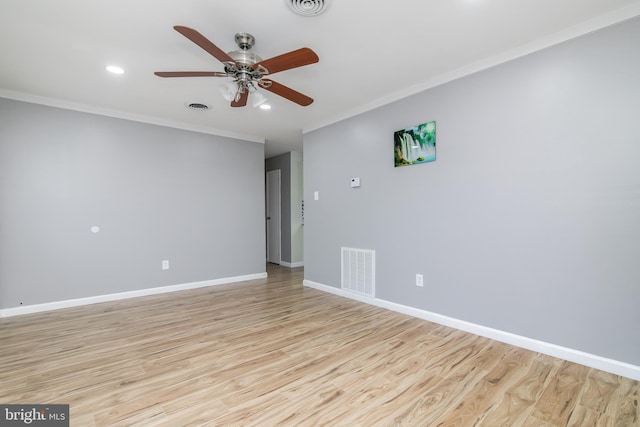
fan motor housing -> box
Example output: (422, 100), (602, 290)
(227, 50), (262, 68)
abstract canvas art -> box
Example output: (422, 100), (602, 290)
(394, 120), (436, 167)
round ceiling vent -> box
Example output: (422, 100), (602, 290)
(286, 0), (331, 16)
(186, 102), (210, 110)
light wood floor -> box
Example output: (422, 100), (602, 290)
(1, 265), (638, 426)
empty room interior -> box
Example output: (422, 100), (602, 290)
(1, 1), (639, 425)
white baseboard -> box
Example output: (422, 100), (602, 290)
(0, 272), (267, 318)
(279, 261), (304, 268)
(303, 279), (640, 381)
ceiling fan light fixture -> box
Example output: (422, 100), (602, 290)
(219, 81), (238, 102)
(248, 83), (268, 107)
(286, 0), (331, 16)
(251, 90), (268, 108)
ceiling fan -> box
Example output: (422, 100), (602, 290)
(155, 26), (319, 108)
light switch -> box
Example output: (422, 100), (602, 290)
(314, 191), (319, 200)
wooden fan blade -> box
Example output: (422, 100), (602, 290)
(261, 79), (313, 106)
(254, 48), (319, 75)
(173, 26), (235, 64)
(231, 90), (249, 107)
(154, 71), (227, 77)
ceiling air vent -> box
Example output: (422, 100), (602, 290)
(186, 102), (210, 110)
(286, 0), (331, 16)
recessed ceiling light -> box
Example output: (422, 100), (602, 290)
(259, 104), (271, 110)
(106, 65), (125, 75)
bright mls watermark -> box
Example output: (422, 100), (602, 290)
(0, 405), (69, 426)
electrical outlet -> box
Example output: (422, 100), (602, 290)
(162, 260), (170, 270)
(416, 274), (423, 287)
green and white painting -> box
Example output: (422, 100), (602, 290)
(394, 120), (436, 167)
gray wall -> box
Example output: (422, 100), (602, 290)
(0, 98), (265, 308)
(304, 18), (640, 365)
(266, 152), (292, 263)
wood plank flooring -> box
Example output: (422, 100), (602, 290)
(1, 265), (638, 426)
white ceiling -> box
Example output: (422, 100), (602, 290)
(1, 0), (639, 158)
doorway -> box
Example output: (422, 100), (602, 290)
(266, 169), (281, 264)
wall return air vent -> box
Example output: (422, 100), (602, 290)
(341, 247), (375, 297)
(286, 0), (331, 16)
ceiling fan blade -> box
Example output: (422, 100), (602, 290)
(260, 79), (314, 106)
(154, 71), (228, 77)
(231, 90), (249, 107)
(254, 48), (319, 75)
(173, 26), (235, 64)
